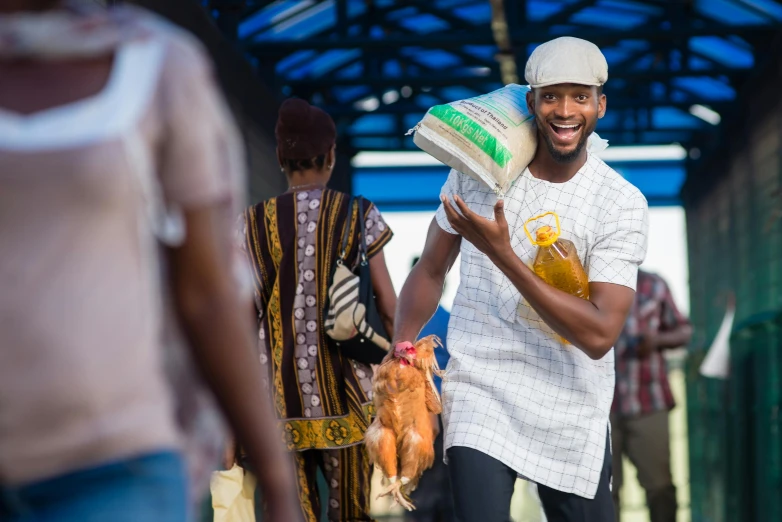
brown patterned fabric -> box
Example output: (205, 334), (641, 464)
(290, 445), (374, 522)
(238, 188), (392, 452)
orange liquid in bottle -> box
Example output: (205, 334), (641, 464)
(524, 213), (590, 344)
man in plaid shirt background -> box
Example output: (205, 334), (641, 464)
(611, 270), (693, 522)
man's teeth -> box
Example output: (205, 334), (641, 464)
(552, 123), (579, 129)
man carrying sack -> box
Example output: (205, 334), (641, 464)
(393, 37), (649, 522)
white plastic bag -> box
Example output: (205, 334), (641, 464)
(211, 465), (256, 522)
(700, 300), (735, 379)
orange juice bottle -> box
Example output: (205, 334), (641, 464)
(524, 212), (589, 342)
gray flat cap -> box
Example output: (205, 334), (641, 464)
(525, 36), (608, 89)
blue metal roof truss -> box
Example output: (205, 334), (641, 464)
(207, 0), (782, 206)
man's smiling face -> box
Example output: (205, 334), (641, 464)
(527, 84), (606, 163)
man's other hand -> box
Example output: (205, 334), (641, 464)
(441, 195), (512, 262)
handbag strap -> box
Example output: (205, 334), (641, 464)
(338, 196), (354, 262)
(357, 197), (368, 266)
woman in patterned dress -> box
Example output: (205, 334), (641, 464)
(236, 98), (397, 522)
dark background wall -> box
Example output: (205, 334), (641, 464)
(127, 0), (291, 202)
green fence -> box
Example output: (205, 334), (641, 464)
(687, 312), (782, 522)
(684, 69), (782, 520)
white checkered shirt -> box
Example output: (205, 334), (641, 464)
(435, 152), (649, 498)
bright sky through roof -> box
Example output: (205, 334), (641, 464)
(352, 144), (688, 168)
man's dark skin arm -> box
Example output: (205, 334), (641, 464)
(168, 206), (300, 522)
(393, 219), (461, 347)
(441, 195), (635, 360)
(650, 324), (694, 350)
(636, 323), (693, 358)
(393, 219), (460, 437)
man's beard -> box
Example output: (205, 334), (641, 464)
(536, 118), (596, 163)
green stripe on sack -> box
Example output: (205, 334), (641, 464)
(429, 104), (513, 168)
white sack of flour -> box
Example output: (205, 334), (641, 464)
(408, 84), (609, 197)
(409, 84), (536, 197)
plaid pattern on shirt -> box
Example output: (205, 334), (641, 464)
(612, 270), (689, 417)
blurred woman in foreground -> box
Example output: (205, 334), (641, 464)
(0, 1), (296, 521)
(235, 98), (397, 521)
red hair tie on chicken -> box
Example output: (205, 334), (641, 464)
(394, 342), (417, 366)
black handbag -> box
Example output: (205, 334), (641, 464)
(323, 197), (390, 365)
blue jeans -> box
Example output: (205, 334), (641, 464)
(0, 451), (188, 522)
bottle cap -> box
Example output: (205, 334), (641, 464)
(524, 211), (561, 247)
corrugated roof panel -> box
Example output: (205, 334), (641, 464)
(652, 107), (704, 129)
(598, 111), (620, 128)
(726, 35), (753, 51)
(350, 114), (396, 135)
(251, 0), (366, 41)
(527, 0), (580, 22)
(239, 1), (315, 39)
(288, 49), (361, 79)
(238, 0), (779, 151)
(398, 13), (451, 34)
(673, 77), (736, 101)
(433, 0), (477, 9)
(346, 0), (369, 17)
(619, 39), (653, 51)
(276, 49), (316, 75)
(335, 61), (363, 79)
(252, 1), (335, 41)
(386, 7), (419, 22)
(609, 78), (628, 90)
(571, 7), (647, 30)
(690, 37), (754, 68)
(739, 0), (782, 20)
(453, 3), (492, 24)
(440, 86), (481, 102)
(650, 81), (666, 99)
(631, 54), (656, 71)
(596, 0), (663, 17)
(382, 59), (404, 78)
(689, 55), (716, 71)
(415, 94), (443, 109)
(403, 49), (461, 69)
(332, 86), (371, 104)
(546, 24), (583, 37)
(602, 46), (644, 65)
(696, 0), (770, 25)
(368, 25), (386, 38)
(670, 89), (692, 103)
(463, 45), (498, 61)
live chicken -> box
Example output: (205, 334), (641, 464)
(364, 335), (444, 511)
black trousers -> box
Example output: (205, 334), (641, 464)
(405, 416), (455, 522)
(446, 433), (614, 522)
